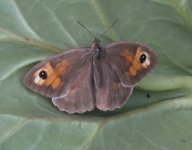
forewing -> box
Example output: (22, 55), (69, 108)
(24, 49), (88, 97)
(94, 59), (133, 111)
(105, 41), (157, 87)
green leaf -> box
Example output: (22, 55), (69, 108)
(0, 0), (192, 149)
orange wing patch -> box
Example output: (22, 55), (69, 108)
(132, 47), (143, 69)
(51, 78), (61, 89)
(121, 49), (134, 63)
(34, 60), (70, 89)
(129, 66), (137, 76)
(121, 48), (144, 76)
(55, 60), (70, 75)
(129, 47), (144, 76)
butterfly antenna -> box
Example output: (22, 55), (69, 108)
(77, 21), (97, 40)
(103, 18), (118, 34)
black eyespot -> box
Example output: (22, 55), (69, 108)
(39, 70), (48, 80)
(139, 54), (146, 63)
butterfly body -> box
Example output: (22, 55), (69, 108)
(24, 40), (157, 114)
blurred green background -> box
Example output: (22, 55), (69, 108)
(0, 0), (192, 149)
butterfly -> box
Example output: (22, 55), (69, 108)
(24, 38), (157, 114)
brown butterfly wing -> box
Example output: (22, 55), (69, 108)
(104, 41), (157, 87)
(94, 41), (157, 111)
(94, 59), (133, 111)
(51, 55), (95, 114)
(24, 49), (95, 114)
